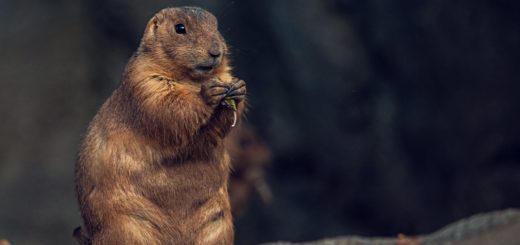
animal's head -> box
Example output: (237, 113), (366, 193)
(140, 7), (228, 80)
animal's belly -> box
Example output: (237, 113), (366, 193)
(129, 152), (232, 243)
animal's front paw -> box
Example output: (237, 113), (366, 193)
(225, 78), (246, 104)
(201, 78), (229, 107)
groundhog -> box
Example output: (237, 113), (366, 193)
(74, 7), (246, 245)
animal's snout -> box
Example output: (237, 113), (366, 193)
(208, 41), (222, 58)
(209, 49), (221, 58)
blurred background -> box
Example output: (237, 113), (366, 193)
(1, 0), (520, 244)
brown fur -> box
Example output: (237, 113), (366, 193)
(74, 7), (246, 245)
(0, 240), (11, 245)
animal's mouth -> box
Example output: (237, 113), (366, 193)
(196, 64), (215, 72)
(195, 59), (221, 73)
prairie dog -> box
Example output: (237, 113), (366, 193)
(74, 7), (246, 245)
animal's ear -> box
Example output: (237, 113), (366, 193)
(139, 11), (165, 52)
(144, 12), (165, 37)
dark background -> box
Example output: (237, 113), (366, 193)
(1, 0), (520, 244)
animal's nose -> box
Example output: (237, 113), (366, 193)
(209, 41), (222, 58)
(209, 49), (221, 58)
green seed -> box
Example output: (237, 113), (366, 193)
(225, 98), (237, 111)
(225, 98), (237, 127)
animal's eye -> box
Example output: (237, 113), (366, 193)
(175, 24), (186, 34)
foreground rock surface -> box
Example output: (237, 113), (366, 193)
(263, 209), (520, 245)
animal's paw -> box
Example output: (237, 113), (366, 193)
(225, 78), (246, 104)
(201, 78), (229, 107)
